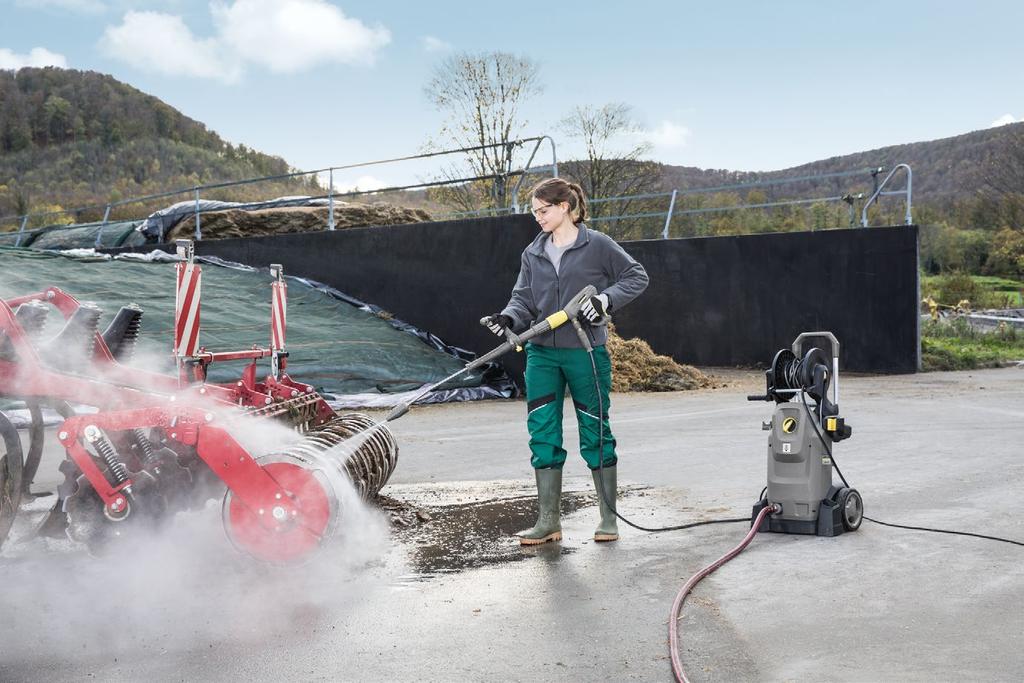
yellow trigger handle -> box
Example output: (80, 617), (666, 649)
(545, 310), (570, 329)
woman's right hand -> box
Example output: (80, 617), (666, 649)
(481, 313), (513, 336)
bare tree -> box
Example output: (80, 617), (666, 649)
(424, 52), (542, 213)
(558, 103), (662, 238)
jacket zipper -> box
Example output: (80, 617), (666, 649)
(554, 268), (561, 348)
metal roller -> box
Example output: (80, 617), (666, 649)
(268, 412), (399, 499)
(221, 412), (397, 563)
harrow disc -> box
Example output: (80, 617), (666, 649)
(222, 453), (339, 564)
(65, 470), (161, 552)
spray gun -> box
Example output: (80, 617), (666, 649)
(384, 285), (597, 422)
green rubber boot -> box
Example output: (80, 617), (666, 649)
(517, 468), (562, 545)
(592, 466), (619, 542)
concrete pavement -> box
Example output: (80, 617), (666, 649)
(1, 366), (1022, 681)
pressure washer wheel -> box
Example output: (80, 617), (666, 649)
(221, 453), (340, 564)
(838, 488), (863, 532)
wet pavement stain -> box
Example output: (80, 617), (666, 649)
(376, 482), (646, 578)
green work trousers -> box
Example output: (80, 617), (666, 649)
(525, 343), (617, 470)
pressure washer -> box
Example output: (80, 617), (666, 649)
(747, 332), (863, 536)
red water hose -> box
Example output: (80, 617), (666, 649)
(669, 503), (779, 683)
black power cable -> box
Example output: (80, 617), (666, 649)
(862, 516), (1024, 547)
(799, 390), (1023, 548)
(584, 340), (748, 533)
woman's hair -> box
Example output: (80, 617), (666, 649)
(530, 177), (588, 224)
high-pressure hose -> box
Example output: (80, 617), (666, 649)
(668, 502), (779, 683)
(571, 317), (771, 682)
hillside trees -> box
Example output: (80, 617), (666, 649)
(0, 67), (307, 225)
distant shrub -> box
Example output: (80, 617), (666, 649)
(935, 271), (983, 306)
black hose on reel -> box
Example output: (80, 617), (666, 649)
(747, 346), (836, 422)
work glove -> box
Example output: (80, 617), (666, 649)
(482, 313), (513, 336)
(580, 293), (610, 324)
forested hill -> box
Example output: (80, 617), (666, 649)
(0, 67), (311, 224)
(660, 122), (1023, 205)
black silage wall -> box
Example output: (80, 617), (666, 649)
(119, 216), (919, 377)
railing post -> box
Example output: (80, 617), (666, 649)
(94, 203), (113, 248)
(328, 167), (335, 230)
(194, 187), (202, 241)
(662, 189), (678, 239)
(904, 166), (913, 225)
(15, 215), (28, 247)
(546, 135), (558, 179)
(860, 164), (912, 227)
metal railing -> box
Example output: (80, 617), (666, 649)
(3, 150), (912, 247)
(588, 191), (678, 238)
(1, 136), (559, 247)
(579, 164), (913, 240)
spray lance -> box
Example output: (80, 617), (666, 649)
(384, 285), (598, 422)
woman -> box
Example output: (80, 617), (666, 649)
(483, 177), (649, 545)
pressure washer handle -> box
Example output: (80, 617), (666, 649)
(507, 284), (597, 344)
(468, 286), (597, 368)
(385, 287), (597, 423)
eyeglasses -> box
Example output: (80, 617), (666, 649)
(531, 203), (554, 218)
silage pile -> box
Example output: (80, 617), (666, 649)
(607, 323), (717, 391)
(166, 202), (432, 241)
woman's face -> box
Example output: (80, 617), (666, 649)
(531, 197), (569, 232)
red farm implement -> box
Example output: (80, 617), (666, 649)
(0, 240), (397, 562)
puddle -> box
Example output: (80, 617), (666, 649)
(376, 480), (645, 579)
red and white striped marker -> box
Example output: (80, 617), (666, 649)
(174, 240), (202, 358)
(270, 264), (287, 378)
(270, 264), (287, 352)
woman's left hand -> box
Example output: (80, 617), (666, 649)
(580, 293), (609, 323)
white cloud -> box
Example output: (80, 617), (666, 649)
(636, 120), (691, 148)
(101, 11), (242, 83)
(0, 47), (69, 70)
(16, 0), (107, 13)
(990, 113), (1019, 127)
(332, 175), (389, 193)
(421, 36), (452, 53)
(100, 1), (390, 81)
(211, 0), (391, 72)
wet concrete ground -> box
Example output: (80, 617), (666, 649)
(1, 366), (1022, 681)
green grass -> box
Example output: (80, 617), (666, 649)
(921, 273), (1024, 308)
(973, 276), (1024, 305)
(921, 317), (1024, 371)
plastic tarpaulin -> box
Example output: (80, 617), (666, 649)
(0, 229), (42, 248)
(0, 221), (146, 250)
(0, 247), (514, 402)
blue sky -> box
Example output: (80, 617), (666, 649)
(3, 0), (1023, 190)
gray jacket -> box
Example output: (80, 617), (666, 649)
(501, 225), (649, 348)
